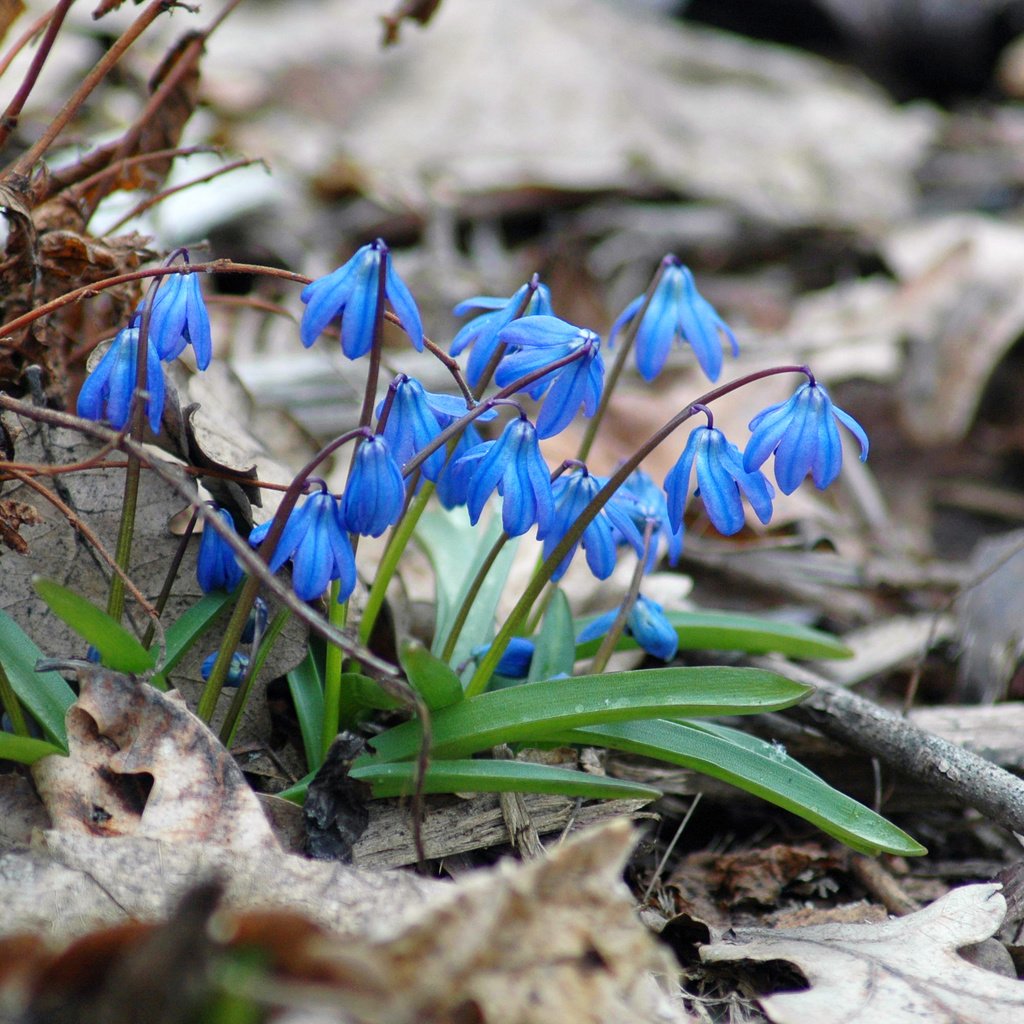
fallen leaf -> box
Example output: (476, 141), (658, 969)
(0, 496), (42, 553)
(0, 1), (23, 45)
(32, 664), (279, 851)
(702, 883), (1024, 1024)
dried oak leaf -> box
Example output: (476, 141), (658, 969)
(0, 1), (24, 44)
(0, 497), (42, 553)
(702, 883), (1024, 1024)
(32, 664), (279, 852)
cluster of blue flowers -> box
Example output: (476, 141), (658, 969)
(79, 238), (869, 670)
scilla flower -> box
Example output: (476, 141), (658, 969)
(146, 267), (212, 368)
(464, 414), (553, 538)
(471, 637), (535, 679)
(196, 506), (244, 593)
(77, 324), (165, 433)
(577, 594), (679, 662)
(342, 433), (406, 537)
(201, 650), (249, 687)
(743, 377), (870, 494)
(609, 257), (738, 382)
(300, 239), (423, 358)
(618, 469), (684, 570)
(251, 490), (355, 602)
(542, 468), (645, 581)
(665, 420), (774, 536)
(451, 279), (553, 386)
(494, 316), (604, 439)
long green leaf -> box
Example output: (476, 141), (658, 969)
(399, 640), (464, 710)
(0, 609), (74, 748)
(33, 579), (155, 673)
(528, 587), (574, 683)
(287, 651), (325, 772)
(0, 731), (65, 765)
(574, 609), (852, 661)
(356, 666), (810, 765)
(150, 591), (234, 688)
(555, 719), (926, 857)
(350, 758), (662, 800)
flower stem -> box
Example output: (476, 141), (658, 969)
(322, 580), (347, 758)
(439, 531), (509, 664)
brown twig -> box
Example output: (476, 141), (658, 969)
(0, 7), (54, 81)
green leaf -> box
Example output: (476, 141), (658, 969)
(554, 719), (926, 857)
(415, 506), (519, 667)
(399, 640), (464, 710)
(150, 591), (234, 689)
(342, 672), (404, 713)
(33, 578), (155, 674)
(527, 587), (574, 683)
(357, 666), (810, 765)
(350, 758), (662, 800)
(0, 609), (75, 748)
(287, 650), (325, 772)
(574, 609), (852, 661)
(0, 731), (65, 765)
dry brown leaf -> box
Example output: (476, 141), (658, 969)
(702, 883), (1024, 1024)
(0, 496), (42, 553)
(32, 665), (279, 851)
(0, 0), (23, 44)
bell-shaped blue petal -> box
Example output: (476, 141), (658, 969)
(77, 325), (165, 433)
(618, 469), (684, 569)
(743, 380), (869, 495)
(451, 281), (553, 386)
(201, 650), (249, 687)
(608, 257), (739, 382)
(666, 425), (774, 536)
(148, 271), (212, 369)
(465, 416), (553, 538)
(240, 596), (269, 644)
(196, 506), (244, 593)
(470, 637), (536, 679)
(342, 434), (406, 537)
(542, 469), (645, 581)
(436, 424), (488, 509)
(300, 239), (423, 357)
(377, 376), (449, 481)
(576, 594), (678, 661)
(255, 492), (356, 602)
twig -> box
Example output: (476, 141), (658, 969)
(850, 855), (918, 915)
(769, 658), (1024, 837)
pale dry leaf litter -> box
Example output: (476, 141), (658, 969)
(702, 883), (1024, 1024)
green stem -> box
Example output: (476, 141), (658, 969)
(467, 364), (809, 696)
(219, 608), (291, 747)
(440, 532), (509, 664)
(359, 483), (435, 645)
(197, 575), (259, 722)
(322, 580), (347, 758)
(0, 663), (29, 737)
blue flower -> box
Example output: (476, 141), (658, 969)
(471, 637), (535, 679)
(435, 422), (486, 508)
(493, 316), (605, 439)
(377, 376), (450, 481)
(241, 597), (269, 644)
(618, 469), (684, 569)
(252, 492), (355, 602)
(196, 506), (244, 593)
(665, 425), (774, 536)
(542, 469), (645, 581)
(608, 257), (738, 382)
(201, 650), (249, 687)
(451, 280), (553, 386)
(577, 594), (679, 661)
(342, 434), (406, 537)
(464, 416), (553, 537)
(77, 325), (165, 433)
(743, 380), (870, 494)
(300, 239), (423, 358)
(146, 270), (212, 369)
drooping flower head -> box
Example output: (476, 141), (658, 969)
(743, 377), (870, 495)
(617, 469), (684, 570)
(146, 265), (212, 369)
(542, 467), (645, 581)
(665, 418), (774, 536)
(196, 506), (244, 593)
(77, 324), (165, 433)
(463, 414), (553, 538)
(577, 594), (679, 662)
(451, 279), (553, 386)
(201, 650), (249, 687)
(250, 490), (355, 602)
(300, 239), (423, 358)
(493, 316), (604, 439)
(471, 637), (536, 680)
(435, 420), (487, 509)
(342, 433), (406, 537)
(608, 256), (738, 382)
